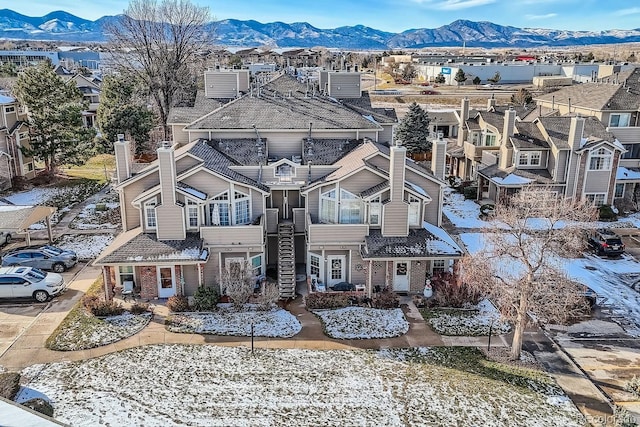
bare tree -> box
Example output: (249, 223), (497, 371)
(222, 261), (255, 310)
(105, 0), (212, 139)
(460, 186), (597, 360)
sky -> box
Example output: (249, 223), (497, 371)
(8, 0), (640, 33)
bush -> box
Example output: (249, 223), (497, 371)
(192, 286), (219, 311)
(0, 372), (20, 400)
(87, 301), (125, 317)
(130, 302), (150, 315)
(463, 186), (478, 200)
(431, 275), (482, 308)
(305, 293), (350, 309)
(480, 203), (495, 217)
(167, 295), (190, 312)
(371, 292), (400, 309)
(81, 293), (101, 310)
(598, 204), (617, 221)
(625, 375), (640, 398)
(21, 398), (54, 418)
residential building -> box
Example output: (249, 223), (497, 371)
(0, 94), (35, 189)
(95, 70), (463, 301)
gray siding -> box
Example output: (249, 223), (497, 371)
(306, 188), (320, 223)
(423, 199), (440, 226)
(204, 72), (241, 98)
(176, 156), (201, 174)
(251, 189), (264, 220)
(340, 169), (385, 194)
(584, 170), (613, 193)
(183, 265), (200, 296)
(381, 202), (409, 236)
(122, 172), (159, 231)
(156, 204), (185, 240)
(202, 255), (219, 287)
(378, 125), (393, 144)
(328, 73), (361, 98)
(183, 170), (230, 198)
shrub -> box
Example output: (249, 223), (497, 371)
(371, 292), (400, 309)
(431, 276), (482, 308)
(21, 398), (54, 418)
(448, 175), (462, 188)
(480, 203), (495, 217)
(81, 293), (101, 310)
(192, 286), (219, 311)
(305, 292), (350, 309)
(87, 301), (125, 317)
(167, 295), (190, 312)
(130, 302), (150, 315)
(598, 204), (617, 221)
(0, 372), (20, 399)
(463, 186), (478, 200)
(625, 375), (640, 398)
(255, 282), (280, 311)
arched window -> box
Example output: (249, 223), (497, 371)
(589, 147), (612, 171)
(208, 192), (230, 226)
(339, 189), (362, 224)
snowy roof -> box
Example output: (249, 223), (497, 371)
(0, 95), (15, 104)
(491, 174), (534, 186)
(617, 166), (640, 181)
(94, 229), (208, 265)
(362, 226), (463, 259)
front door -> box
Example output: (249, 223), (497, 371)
(393, 261), (410, 292)
(157, 267), (176, 298)
(327, 255), (346, 286)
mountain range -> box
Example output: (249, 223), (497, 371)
(1, 8), (640, 49)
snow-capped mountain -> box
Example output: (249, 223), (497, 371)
(1, 9), (640, 48)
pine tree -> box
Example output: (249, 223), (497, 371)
(454, 69), (467, 86)
(97, 74), (154, 156)
(395, 102), (431, 154)
(472, 76), (481, 86)
(434, 73), (446, 84)
(14, 62), (96, 175)
(487, 71), (501, 84)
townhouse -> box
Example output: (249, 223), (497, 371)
(0, 94), (35, 189)
(95, 70), (463, 301)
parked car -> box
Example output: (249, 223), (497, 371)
(0, 230), (14, 246)
(0, 266), (66, 302)
(587, 229), (625, 257)
(1, 245), (78, 272)
(329, 281), (356, 292)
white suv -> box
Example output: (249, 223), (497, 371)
(0, 266), (66, 302)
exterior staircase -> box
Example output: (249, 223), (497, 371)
(277, 222), (296, 299)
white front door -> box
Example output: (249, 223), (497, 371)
(157, 267), (176, 298)
(327, 255), (346, 286)
(393, 261), (410, 292)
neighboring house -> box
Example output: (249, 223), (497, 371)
(448, 95), (625, 205)
(63, 73), (101, 128)
(95, 70), (463, 301)
(0, 94), (35, 189)
(534, 67), (640, 206)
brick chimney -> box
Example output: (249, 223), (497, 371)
(114, 134), (131, 184)
(155, 141), (186, 240)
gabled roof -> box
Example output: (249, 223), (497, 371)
(184, 74), (382, 131)
(537, 116), (616, 150)
(362, 226), (463, 259)
(510, 122), (549, 150)
(478, 163), (554, 185)
(94, 229), (207, 265)
(168, 90), (227, 124)
(534, 68), (640, 112)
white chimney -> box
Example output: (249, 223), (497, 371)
(155, 142), (186, 240)
(114, 137), (132, 184)
(502, 107), (516, 145)
(568, 116), (585, 151)
(431, 132), (447, 180)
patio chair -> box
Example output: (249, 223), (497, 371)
(121, 281), (135, 302)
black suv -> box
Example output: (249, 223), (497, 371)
(587, 229), (625, 257)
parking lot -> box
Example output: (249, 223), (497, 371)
(0, 262), (88, 357)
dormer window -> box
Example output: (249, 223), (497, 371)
(588, 147), (612, 171)
(408, 195), (421, 226)
(276, 164), (293, 182)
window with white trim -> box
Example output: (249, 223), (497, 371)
(251, 254), (263, 277)
(276, 164), (293, 182)
(234, 190), (250, 225)
(186, 199), (199, 228)
(119, 266), (134, 284)
(518, 151), (542, 166)
(432, 260), (446, 273)
(144, 199), (157, 229)
(482, 131), (497, 147)
(4, 106), (15, 113)
(320, 189), (337, 223)
(26, 163), (34, 172)
(369, 196), (381, 225)
(208, 192), (230, 226)
(609, 113), (631, 128)
(615, 183), (624, 198)
(585, 193), (606, 206)
(309, 253), (321, 277)
(589, 147), (613, 171)
(339, 189), (362, 224)
(408, 195), (421, 226)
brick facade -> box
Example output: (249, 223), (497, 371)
(575, 153), (588, 199)
(607, 153), (621, 204)
(410, 260), (428, 293)
(140, 266), (159, 300)
(174, 265), (183, 296)
(104, 266), (115, 301)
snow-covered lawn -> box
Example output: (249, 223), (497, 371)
(313, 306), (409, 339)
(69, 200), (120, 229)
(16, 344), (585, 427)
(443, 187), (496, 229)
(422, 299), (512, 336)
(166, 308), (302, 338)
(1, 187), (59, 206)
(55, 234), (115, 260)
(48, 311), (151, 351)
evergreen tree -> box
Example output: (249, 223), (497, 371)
(14, 62), (96, 175)
(97, 74), (154, 156)
(454, 69), (467, 85)
(487, 71), (501, 84)
(472, 76), (481, 86)
(434, 73), (446, 84)
(395, 102), (431, 154)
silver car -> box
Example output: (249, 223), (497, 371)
(1, 246), (78, 273)
(0, 266), (66, 302)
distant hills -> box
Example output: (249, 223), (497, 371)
(1, 8), (640, 49)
